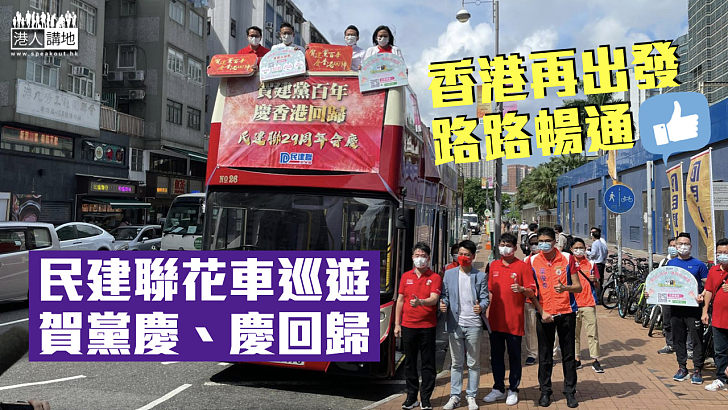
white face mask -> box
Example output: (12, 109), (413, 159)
(281, 33), (293, 45)
(345, 35), (357, 46)
(677, 244), (691, 256)
(498, 246), (514, 257)
(572, 248), (586, 256)
(248, 36), (261, 46)
(377, 36), (389, 47)
(413, 257), (428, 269)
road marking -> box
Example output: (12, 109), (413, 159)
(0, 318), (29, 328)
(195, 327), (213, 342)
(0, 375), (86, 391)
(203, 380), (405, 387)
(136, 383), (192, 410)
(217, 362), (229, 365)
(160, 362), (179, 365)
(361, 393), (402, 409)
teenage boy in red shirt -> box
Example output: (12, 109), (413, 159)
(394, 242), (442, 410)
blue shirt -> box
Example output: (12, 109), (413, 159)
(667, 256), (709, 292)
(587, 239), (608, 264)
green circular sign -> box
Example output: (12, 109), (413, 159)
(194, 237), (202, 250)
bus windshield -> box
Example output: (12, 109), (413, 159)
(163, 200), (204, 235)
(204, 191), (395, 294)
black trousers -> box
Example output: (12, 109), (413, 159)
(401, 326), (437, 401)
(537, 312), (577, 395)
(595, 263), (605, 294)
(490, 331), (523, 393)
(671, 306), (704, 370)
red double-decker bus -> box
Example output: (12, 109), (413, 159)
(203, 56), (461, 377)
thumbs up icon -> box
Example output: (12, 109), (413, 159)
(653, 101), (699, 145)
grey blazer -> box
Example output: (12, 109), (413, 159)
(440, 266), (490, 333)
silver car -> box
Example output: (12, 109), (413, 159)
(0, 222), (60, 303)
(111, 225), (162, 250)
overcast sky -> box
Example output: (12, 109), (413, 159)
(293, 0), (689, 167)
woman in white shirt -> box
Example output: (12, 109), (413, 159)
(363, 25), (404, 61)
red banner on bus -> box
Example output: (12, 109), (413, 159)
(217, 76), (386, 173)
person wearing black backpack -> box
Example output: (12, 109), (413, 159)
(701, 238), (728, 392)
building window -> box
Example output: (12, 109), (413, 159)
(187, 58), (202, 83)
(188, 107), (201, 130)
(206, 17), (211, 35)
(231, 18), (237, 37)
(71, 0), (96, 35)
(67, 67), (95, 98)
(169, 0), (184, 25)
(189, 11), (203, 37)
(598, 189), (602, 206)
(167, 47), (184, 74)
(576, 193), (580, 208)
(584, 192), (588, 207)
(29, 0), (58, 13)
(131, 148), (143, 172)
(26, 58), (59, 89)
(118, 45), (136, 69)
(120, 0), (136, 16)
(167, 100), (182, 125)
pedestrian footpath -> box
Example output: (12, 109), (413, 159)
(376, 235), (728, 409)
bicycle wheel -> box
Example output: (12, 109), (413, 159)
(627, 285), (642, 316)
(641, 304), (652, 327)
(648, 305), (662, 337)
(601, 281), (618, 309)
(618, 283), (630, 318)
(634, 298), (644, 323)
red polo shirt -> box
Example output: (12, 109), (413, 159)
(487, 258), (536, 336)
(398, 268), (442, 328)
(237, 44), (270, 58)
(706, 265), (728, 329)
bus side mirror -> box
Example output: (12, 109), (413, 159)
(396, 208), (408, 230)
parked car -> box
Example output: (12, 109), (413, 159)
(55, 222), (115, 251)
(110, 225), (162, 250)
(0, 222), (60, 303)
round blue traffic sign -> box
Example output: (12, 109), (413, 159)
(604, 184), (635, 214)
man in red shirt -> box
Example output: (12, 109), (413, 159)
(482, 233), (536, 406)
(701, 238), (728, 392)
(531, 227), (582, 408)
(441, 243), (460, 275)
(237, 26), (270, 58)
(394, 242), (442, 410)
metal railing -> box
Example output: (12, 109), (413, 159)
(100, 106), (144, 138)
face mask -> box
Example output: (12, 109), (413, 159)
(499, 246), (514, 257)
(530, 244), (539, 254)
(572, 248), (586, 257)
(718, 253), (728, 265)
(538, 242), (553, 252)
(667, 246), (678, 257)
(377, 36), (389, 47)
(281, 34), (293, 45)
(677, 244), (691, 256)
(413, 257), (428, 269)
(345, 35), (357, 46)
(248, 36), (260, 46)
(458, 255), (473, 267)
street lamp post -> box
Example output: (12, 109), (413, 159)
(456, 0), (502, 258)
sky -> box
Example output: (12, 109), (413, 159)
(292, 0), (689, 168)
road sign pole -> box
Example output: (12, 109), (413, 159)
(647, 161), (653, 269)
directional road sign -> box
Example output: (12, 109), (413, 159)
(604, 183), (635, 214)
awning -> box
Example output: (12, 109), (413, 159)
(162, 145), (207, 163)
(85, 198), (152, 209)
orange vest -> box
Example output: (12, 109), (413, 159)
(531, 251), (578, 315)
(573, 257), (597, 308)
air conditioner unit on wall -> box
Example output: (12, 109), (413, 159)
(128, 90), (146, 100)
(72, 66), (91, 77)
(43, 56), (60, 67)
(107, 71), (123, 81)
(125, 70), (145, 81)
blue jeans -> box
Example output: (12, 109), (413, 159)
(448, 325), (483, 398)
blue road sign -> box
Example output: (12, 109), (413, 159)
(604, 184), (635, 214)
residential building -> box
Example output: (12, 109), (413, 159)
(504, 164), (533, 194)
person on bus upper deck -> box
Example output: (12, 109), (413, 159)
(237, 26), (270, 58)
(271, 22), (304, 52)
(394, 242), (441, 410)
(343, 25), (365, 71)
(363, 25), (404, 61)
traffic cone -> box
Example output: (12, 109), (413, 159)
(485, 239), (492, 250)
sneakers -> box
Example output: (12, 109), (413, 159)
(401, 397), (419, 409)
(705, 379), (727, 391)
(691, 370), (703, 385)
(483, 389), (506, 403)
(420, 400), (432, 410)
(657, 345), (674, 354)
(538, 393), (553, 407)
(688, 350), (694, 360)
(442, 396), (459, 410)
(673, 368), (689, 381)
(592, 360), (605, 373)
(575, 360), (582, 369)
(505, 390), (519, 406)
(466, 396), (478, 410)
(565, 393), (579, 408)
(525, 357), (537, 366)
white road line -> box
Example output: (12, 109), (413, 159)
(0, 375), (86, 391)
(217, 362), (229, 365)
(203, 379), (405, 386)
(136, 383), (192, 410)
(361, 393), (402, 410)
(0, 318), (29, 328)
(159, 362), (179, 365)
